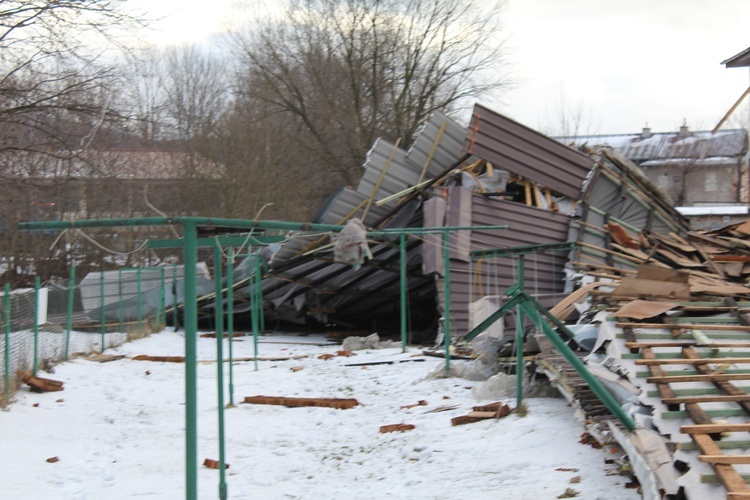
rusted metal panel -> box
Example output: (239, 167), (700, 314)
(465, 104), (595, 199)
(440, 189), (572, 336)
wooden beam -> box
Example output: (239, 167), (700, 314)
(700, 455), (750, 465)
(683, 423), (750, 434)
(635, 358), (750, 366)
(648, 373), (750, 384)
(618, 322), (750, 332)
(663, 395), (750, 405)
(626, 342), (750, 349)
(692, 433), (750, 496)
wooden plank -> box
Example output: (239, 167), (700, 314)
(617, 322), (750, 331)
(692, 433), (750, 495)
(611, 278), (691, 300)
(626, 342), (750, 349)
(684, 346), (750, 416)
(647, 373), (750, 383)
(683, 423), (750, 434)
(636, 358), (750, 366)
(243, 395), (360, 409)
(663, 395), (750, 405)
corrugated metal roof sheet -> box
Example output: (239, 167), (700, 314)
(465, 103), (595, 199)
(558, 129), (747, 162)
(407, 111), (469, 179)
(358, 138), (420, 209)
(722, 46), (750, 67)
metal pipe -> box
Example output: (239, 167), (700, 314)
(212, 249), (228, 499)
(227, 247), (235, 406)
(118, 269), (123, 333)
(137, 268), (143, 332)
(66, 267), (75, 360)
(4, 283), (10, 402)
(399, 234), (407, 351)
(182, 220), (199, 500)
(33, 276), (40, 375)
(100, 272), (106, 352)
(516, 256), (525, 408)
(443, 229), (451, 373)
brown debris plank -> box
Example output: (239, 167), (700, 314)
(617, 322), (750, 331)
(691, 433), (750, 496)
(635, 357), (750, 365)
(243, 395), (360, 409)
(700, 455), (750, 464)
(662, 395), (750, 405)
(682, 423), (750, 434)
(626, 341), (750, 349)
(641, 348), (712, 422)
(379, 423), (415, 433)
(16, 370), (63, 393)
(647, 373), (750, 384)
(132, 355), (185, 363)
(683, 347), (750, 416)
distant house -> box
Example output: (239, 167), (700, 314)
(556, 126), (750, 229)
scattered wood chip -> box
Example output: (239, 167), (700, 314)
(203, 458), (229, 469)
(55, 398), (64, 403)
(451, 403), (512, 425)
(569, 476), (581, 484)
(46, 457), (59, 463)
(290, 366), (304, 372)
(16, 370), (64, 393)
(32, 403), (39, 407)
(243, 395), (360, 409)
(318, 354), (335, 361)
(336, 350), (355, 357)
(380, 423), (415, 433)
(555, 468), (580, 472)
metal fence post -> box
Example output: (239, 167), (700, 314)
(226, 247), (235, 407)
(182, 220), (198, 500)
(137, 268), (143, 332)
(4, 283), (10, 402)
(33, 277), (40, 375)
(66, 267), (75, 360)
(100, 272), (106, 352)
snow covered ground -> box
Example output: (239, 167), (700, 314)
(0, 330), (642, 499)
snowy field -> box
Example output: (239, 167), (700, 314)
(0, 329), (641, 499)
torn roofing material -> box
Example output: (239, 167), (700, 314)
(465, 103), (595, 199)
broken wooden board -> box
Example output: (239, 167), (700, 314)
(132, 355), (185, 363)
(612, 300), (678, 320)
(611, 278), (691, 300)
(243, 395), (360, 409)
(379, 423), (415, 433)
(16, 370), (63, 393)
(85, 354), (126, 363)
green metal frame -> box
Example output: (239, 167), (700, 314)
(17, 216), (509, 498)
(465, 241), (635, 432)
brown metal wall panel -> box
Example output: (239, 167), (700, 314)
(466, 104), (595, 199)
(445, 191), (572, 336)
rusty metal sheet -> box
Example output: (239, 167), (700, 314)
(465, 104), (594, 199)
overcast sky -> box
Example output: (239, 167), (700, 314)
(140, 0), (750, 136)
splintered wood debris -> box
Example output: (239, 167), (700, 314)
(243, 395), (360, 409)
(16, 370), (64, 393)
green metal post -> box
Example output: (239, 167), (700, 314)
(182, 220), (199, 500)
(33, 276), (40, 375)
(137, 268), (143, 332)
(516, 255), (525, 408)
(399, 234), (407, 352)
(227, 247), (235, 406)
(100, 272), (106, 352)
(4, 283), (10, 402)
(66, 267), (75, 360)
(443, 229), (451, 373)
(162, 267), (167, 328)
(118, 269), (123, 333)
(213, 248), (228, 499)
(252, 254), (260, 371)
(173, 263), (179, 331)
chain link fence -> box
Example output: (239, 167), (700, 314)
(0, 266), (183, 404)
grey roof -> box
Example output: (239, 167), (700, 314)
(557, 129), (748, 162)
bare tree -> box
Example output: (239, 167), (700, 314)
(228, 0), (510, 187)
(0, 1), (150, 284)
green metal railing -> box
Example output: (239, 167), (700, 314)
(465, 242), (635, 432)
